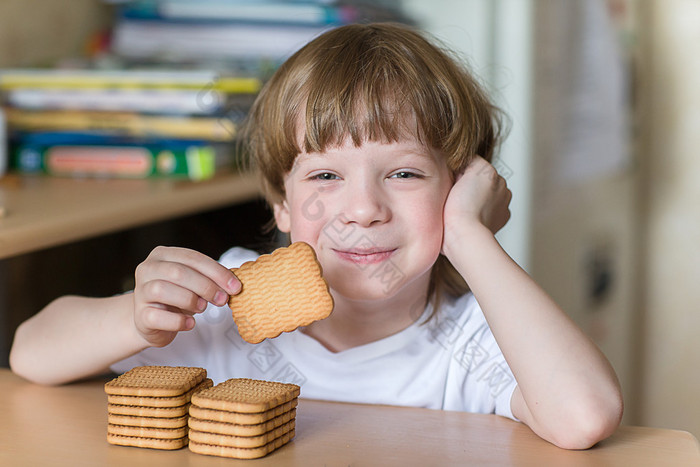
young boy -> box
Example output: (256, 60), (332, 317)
(9, 23), (622, 449)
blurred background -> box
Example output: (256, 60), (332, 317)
(0, 0), (697, 440)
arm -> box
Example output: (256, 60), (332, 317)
(10, 246), (240, 385)
(442, 157), (623, 450)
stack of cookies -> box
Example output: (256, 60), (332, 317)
(188, 378), (301, 459)
(105, 366), (212, 450)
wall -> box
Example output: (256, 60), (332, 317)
(529, 0), (640, 425)
(638, 0), (700, 438)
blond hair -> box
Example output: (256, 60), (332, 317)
(242, 22), (505, 317)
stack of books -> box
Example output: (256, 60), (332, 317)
(1, 69), (261, 179)
(112, 2), (346, 64)
(108, 0), (411, 70)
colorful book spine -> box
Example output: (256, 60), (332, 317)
(111, 20), (333, 61)
(5, 88), (238, 115)
(0, 69), (262, 93)
(11, 139), (221, 180)
(5, 108), (237, 141)
(122, 0), (358, 26)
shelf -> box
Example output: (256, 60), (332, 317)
(0, 172), (261, 259)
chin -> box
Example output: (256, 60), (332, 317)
(329, 266), (431, 304)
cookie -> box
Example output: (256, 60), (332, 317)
(108, 403), (190, 418)
(191, 378), (300, 413)
(107, 378), (213, 407)
(188, 408), (296, 436)
(189, 399), (297, 424)
(229, 242), (333, 343)
(104, 366), (207, 397)
(188, 420), (294, 448)
(188, 429), (295, 459)
(107, 424), (188, 440)
(107, 433), (188, 450)
(107, 413), (188, 429)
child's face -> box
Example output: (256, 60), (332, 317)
(274, 136), (452, 303)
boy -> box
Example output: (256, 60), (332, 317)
(10, 23), (622, 449)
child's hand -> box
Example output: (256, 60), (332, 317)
(132, 246), (240, 348)
(442, 156), (512, 255)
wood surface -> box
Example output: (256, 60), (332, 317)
(0, 172), (261, 259)
(0, 369), (698, 466)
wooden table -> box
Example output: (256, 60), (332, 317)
(0, 172), (261, 259)
(0, 370), (698, 466)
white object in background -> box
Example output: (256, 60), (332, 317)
(555, 0), (629, 184)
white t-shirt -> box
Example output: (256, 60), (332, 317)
(111, 247), (518, 420)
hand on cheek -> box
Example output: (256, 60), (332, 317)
(442, 156), (512, 255)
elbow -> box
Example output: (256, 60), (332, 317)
(9, 322), (59, 386)
(549, 392), (624, 450)
(9, 325), (34, 383)
(9, 322), (38, 384)
(10, 350), (63, 386)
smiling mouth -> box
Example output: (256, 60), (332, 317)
(333, 248), (396, 265)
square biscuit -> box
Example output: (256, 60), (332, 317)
(107, 378), (212, 407)
(104, 366), (207, 397)
(107, 423), (188, 440)
(189, 399), (297, 425)
(188, 408), (296, 437)
(189, 419), (294, 448)
(107, 433), (188, 450)
(188, 429), (295, 459)
(108, 403), (190, 418)
(191, 378), (300, 413)
(228, 242), (333, 344)
(108, 413), (188, 429)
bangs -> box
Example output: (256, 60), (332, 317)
(298, 25), (462, 162)
(301, 43), (424, 152)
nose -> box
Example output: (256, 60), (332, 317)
(342, 178), (391, 227)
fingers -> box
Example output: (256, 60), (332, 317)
(132, 246), (242, 347)
(148, 246), (240, 293)
(141, 305), (195, 332)
(139, 278), (210, 313)
(136, 246), (240, 310)
(460, 156), (510, 195)
(136, 305), (194, 348)
(452, 155), (513, 234)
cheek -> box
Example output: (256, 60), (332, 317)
(409, 188), (449, 251)
(415, 214), (445, 252)
(287, 195), (331, 244)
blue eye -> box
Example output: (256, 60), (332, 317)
(391, 171), (421, 179)
(311, 172), (338, 181)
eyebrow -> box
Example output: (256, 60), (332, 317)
(392, 144), (441, 161)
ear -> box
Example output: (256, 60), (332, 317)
(273, 200), (291, 233)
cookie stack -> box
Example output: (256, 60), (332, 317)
(188, 378), (300, 459)
(104, 366), (212, 450)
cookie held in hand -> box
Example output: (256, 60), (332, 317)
(228, 242), (334, 344)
